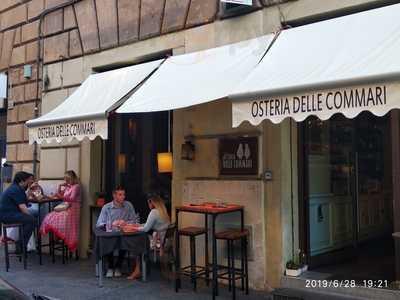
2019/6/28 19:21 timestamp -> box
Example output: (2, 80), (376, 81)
(362, 280), (389, 288)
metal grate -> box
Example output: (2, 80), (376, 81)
(273, 295), (304, 300)
(272, 289), (304, 300)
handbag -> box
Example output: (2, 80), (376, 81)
(53, 202), (70, 212)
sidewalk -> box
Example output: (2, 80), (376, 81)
(0, 251), (272, 300)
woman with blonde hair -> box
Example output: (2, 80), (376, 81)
(40, 170), (81, 252)
(126, 195), (170, 280)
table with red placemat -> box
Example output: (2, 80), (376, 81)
(94, 226), (149, 287)
(175, 203), (244, 299)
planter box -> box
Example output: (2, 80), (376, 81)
(286, 268), (302, 277)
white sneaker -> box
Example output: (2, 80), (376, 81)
(114, 269), (122, 277)
(106, 269), (114, 278)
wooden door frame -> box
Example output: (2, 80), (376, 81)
(297, 123), (310, 263)
(390, 110), (400, 280)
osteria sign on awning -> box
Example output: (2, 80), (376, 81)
(230, 4), (400, 126)
(29, 118), (108, 144)
(233, 82), (400, 126)
(26, 59), (163, 144)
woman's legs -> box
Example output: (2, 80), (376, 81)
(127, 256), (141, 280)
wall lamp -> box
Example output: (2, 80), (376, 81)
(181, 139), (195, 160)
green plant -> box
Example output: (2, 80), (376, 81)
(95, 191), (105, 198)
(286, 260), (301, 270)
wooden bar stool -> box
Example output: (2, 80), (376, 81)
(1, 223), (27, 271)
(177, 226), (207, 292)
(215, 229), (249, 300)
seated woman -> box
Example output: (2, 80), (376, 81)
(127, 195), (170, 280)
(40, 170), (81, 252)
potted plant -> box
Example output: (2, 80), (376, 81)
(285, 260), (303, 277)
(95, 192), (106, 207)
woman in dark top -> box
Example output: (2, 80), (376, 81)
(0, 171), (36, 250)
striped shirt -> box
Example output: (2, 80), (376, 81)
(96, 201), (139, 227)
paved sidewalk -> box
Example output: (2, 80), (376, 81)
(0, 252), (272, 300)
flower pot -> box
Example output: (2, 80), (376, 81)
(286, 268), (302, 277)
(96, 198), (105, 207)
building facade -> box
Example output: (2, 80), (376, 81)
(1, 0), (399, 292)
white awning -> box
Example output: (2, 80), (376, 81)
(26, 59), (164, 144)
(117, 34), (274, 114)
(231, 4), (400, 127)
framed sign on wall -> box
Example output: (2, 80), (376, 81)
(219, 136), (258, 175)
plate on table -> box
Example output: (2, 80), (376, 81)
(121, 224), (140, 234)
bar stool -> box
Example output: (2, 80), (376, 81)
(51, 238), (78, 264)
(1, 223), (27, 271)
(177, 226), (207, 292)
(215, 229), (249, 300)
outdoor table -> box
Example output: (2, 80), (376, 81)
(94, 227), (149, 287)
(29, 197), (62, 265)
(175, 203), (244, 299)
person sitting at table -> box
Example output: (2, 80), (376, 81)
(127, 195), (170, 280)
(96, 186), (140, 278)
(5, 181), (45, 252)
(0, 171), (36, 252)
(40, 170), (81, 252)
(26, 181), (44, 217)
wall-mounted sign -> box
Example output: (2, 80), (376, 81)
(219, 137), (258, 175)
(221, 0), (253, 6)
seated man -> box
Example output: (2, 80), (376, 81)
(96, 186), (139, 278)
(0, 171), (36, 252)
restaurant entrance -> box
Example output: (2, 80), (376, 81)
(105, 112), (172, 222)
(302, 112), (395, 282)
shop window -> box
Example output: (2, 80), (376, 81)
(220, 1), (258, 18)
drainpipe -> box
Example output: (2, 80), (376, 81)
(33, 0), (83, 176)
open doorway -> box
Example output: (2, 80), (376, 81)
(301, 111), (395, 283)
(105, 112), (172, 222)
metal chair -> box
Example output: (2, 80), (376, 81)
(1, 223), (27, 271)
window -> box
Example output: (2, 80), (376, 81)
(220, 1), (257, 18)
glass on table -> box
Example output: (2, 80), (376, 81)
(106, 220), (113, 232)
(215, 198), (227, 208)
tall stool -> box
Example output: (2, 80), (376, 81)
(176, 226), (207, 292)
(1, 223), (27, 271)
(215, 229), (249, 300)
(51, 238), (78, 264)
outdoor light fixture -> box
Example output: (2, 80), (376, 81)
(157, 152), (172, 173)
(181, 140), (195, 160)
(157, 111), (173, 173)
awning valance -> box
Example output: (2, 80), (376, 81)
(231, 4), (400, 127)
(117, 35), (274, 114)
(26, 59), (164, 144)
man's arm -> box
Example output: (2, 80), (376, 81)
(96, 206), (108, 227)
(18, 204), (30, 215)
